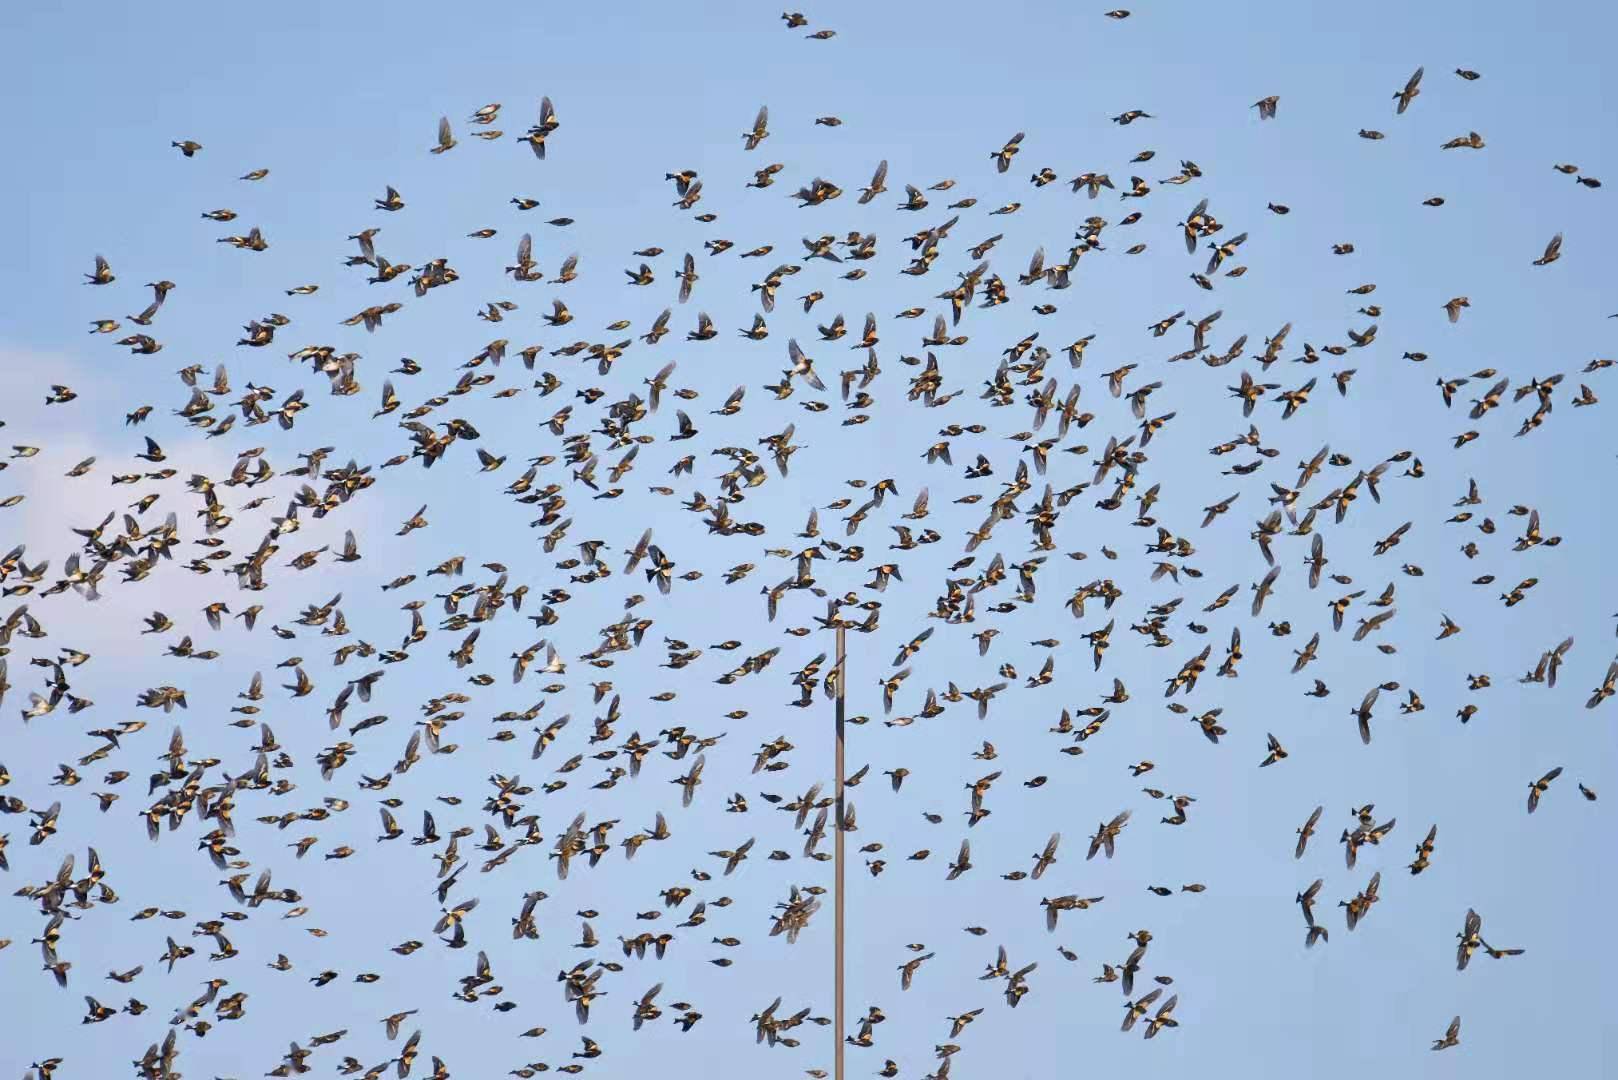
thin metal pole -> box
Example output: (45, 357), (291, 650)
(833, 624), (847, 1080)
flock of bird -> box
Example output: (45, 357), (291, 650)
(2, 7), (1613, 1080)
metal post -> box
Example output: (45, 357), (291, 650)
(833, 624), (846, 1080)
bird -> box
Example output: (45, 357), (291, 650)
(991, 133), (1025, 174)
(430, 116), (457, 154)
(1531, 233), (1563, 266)
(1527, 766), (1563, 813)
(1296, 806), (1324, 859)
(743, 106), (770, 151)
(1394, 66), (1425, 114)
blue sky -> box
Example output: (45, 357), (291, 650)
(2, 1), (1615, 1077)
